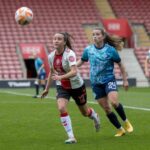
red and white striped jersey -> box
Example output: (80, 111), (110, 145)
(48, 49), (84, 89)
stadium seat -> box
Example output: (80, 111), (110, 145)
(0, 0), (122, 79)
(108, 0), (150, 33)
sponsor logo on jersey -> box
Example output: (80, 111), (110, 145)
(56, 58), (61, 65)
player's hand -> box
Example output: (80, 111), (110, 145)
(52, 74), (62, 81)
(123, 80), (129, 91)
(41, 90), (49, 99)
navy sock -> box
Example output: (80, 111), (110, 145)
(35, 84), (39, 95)
(42, 84), (45, 90)
(107, 112), (121, 129)
(115, 103), (127, 121)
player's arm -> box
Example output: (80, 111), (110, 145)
(111, 47), (128, 90)
(41, 68), (53, 98)
(38, 64), (44, 74)
(77, 59), (85, 67)
(117, 62), (128, 91)
(77, 47), (88, 67)
(60, 65), (77, 79)
(52, 65), (77, 81)
(145, 57), (149, 77)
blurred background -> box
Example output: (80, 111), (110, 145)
(0, 0), (150, 88)
(0, 1), (150, 149)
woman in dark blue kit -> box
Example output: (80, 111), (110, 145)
(77, 28), (133, 137)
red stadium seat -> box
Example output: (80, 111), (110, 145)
(108, 0), (150, 33)
(0, 0), (124, 79)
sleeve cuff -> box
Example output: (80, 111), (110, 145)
(81, 58), (88, 62)
(115, 58), (121, 63)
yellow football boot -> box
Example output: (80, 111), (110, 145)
(124, 120), (133, 133)
(115, 127), (126, 137)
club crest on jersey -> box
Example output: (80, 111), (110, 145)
(69, 56), (75, 62)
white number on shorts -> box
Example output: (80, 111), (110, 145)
(108, 81), (116, 89)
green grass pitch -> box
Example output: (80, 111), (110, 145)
(0, 87), (150, 150)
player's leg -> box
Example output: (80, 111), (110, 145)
(33, 78), (39, 98)
(40, 73), (46, 90)
(106, 79), (133, 133)
(40, 79), (46, 90)
(78, 104), (100, 132)
(71, 84), (100, 132)
(33, 73), (46, 98)
(56, 86), (76, 144)
(93, 83), (125, 137)
(108, 91), (133, 133)
(97, 97), (126, 137)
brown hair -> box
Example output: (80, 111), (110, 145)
(59, 32), (73, 50)
(94, 27), (123, 51)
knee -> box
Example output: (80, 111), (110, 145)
(58, 106), (66, 114)
(79, 109), (89, 117)
(111, 102), (119, 108)
(108, 94), (119, 108)
(103, 106), (112, 114)
(81, 111), (89, 117)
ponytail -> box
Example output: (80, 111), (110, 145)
(94, 27), (123, 51)
(59, 32), (73, 50)
(105, 34), (123, 51)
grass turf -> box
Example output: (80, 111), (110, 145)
(0, 87), (150, 150)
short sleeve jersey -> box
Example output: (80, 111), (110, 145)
(48, 49), (84, 89)
(34, 57), (46, 74)
(81, 44), (121, 85)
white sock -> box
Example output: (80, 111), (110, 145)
(88, 108), (97, 120)
(60, 113), (74, 139)
(119, 126), (124, 130)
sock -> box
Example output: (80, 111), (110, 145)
(87, 108), (96, 119)
(115, 103), (127, 121)
(107, 112), (121, 129)
(60, 112), (74, 139)
(42, 84), (45, 90)
(35, 84), (39, 95)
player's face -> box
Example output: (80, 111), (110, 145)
(92, 29), (105, 44)
(53, 33), (66, 50)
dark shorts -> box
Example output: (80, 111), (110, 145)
(56, 84), (87, 106)
(92, 79), (118, 100)
(38, 72), (46, 80)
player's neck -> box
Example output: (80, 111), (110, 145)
(95, 41), (104, 49)
(56, 47), (65, 55)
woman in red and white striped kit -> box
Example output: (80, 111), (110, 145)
(41, 32), (100, 144)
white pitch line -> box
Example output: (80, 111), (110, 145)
(86, 101), (150, 111)
(123, 106), (150, 111)
(0, 90), (150, 111)
(0, 90), (55, 99)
